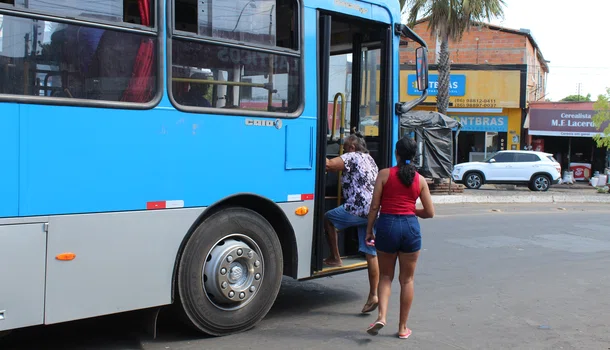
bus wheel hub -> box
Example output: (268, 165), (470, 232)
(203, 236), (264, 309)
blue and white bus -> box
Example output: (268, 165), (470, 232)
(0, 0), (428, 337)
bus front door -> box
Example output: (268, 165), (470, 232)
(312, 11), (394, 276)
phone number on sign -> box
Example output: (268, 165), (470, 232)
(454, 99), (497, 108)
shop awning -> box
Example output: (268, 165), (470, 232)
(523, 112), (530, 129)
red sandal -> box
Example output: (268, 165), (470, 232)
(398, 328), (412, 339)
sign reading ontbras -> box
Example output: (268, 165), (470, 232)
(529, 109), (609, 137)
(450, 115), (508, 132)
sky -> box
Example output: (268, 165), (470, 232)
(486, 0), (610, 101)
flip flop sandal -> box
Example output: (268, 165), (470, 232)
(398, 329), (412, 339)
(366, 321), (385, 336)
(361, 301), (378, 313)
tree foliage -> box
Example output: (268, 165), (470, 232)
(593, 88), (610, 149)
(560, 94), (591, 102)
(405, 0), (505, 115)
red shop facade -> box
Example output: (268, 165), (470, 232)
(526, 102), (610, 180)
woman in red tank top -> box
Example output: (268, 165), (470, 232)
(364, 136), (435, 339)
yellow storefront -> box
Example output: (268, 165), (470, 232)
(400, 69), (524, 163)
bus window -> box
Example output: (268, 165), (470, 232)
(171, 41), (300, 112)
(171, 0), (301, 114)
(175, 0), (297, 50)
(0, 14), (157, 103)
(1, 0), (154, 27)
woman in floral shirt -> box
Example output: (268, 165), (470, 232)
(325, 132), (379, 313)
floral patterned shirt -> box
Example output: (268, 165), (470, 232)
(340, 152), (379, 218)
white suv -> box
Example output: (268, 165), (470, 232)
(452, 151), (562, 191)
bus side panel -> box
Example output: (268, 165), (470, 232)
(0, 223), (47, 331)
(305, 0), (372, 20)
(44, 208), (202, 325)
(0, 104), (19, 218)
(18, 105), (315, 216)
(43, 200), (312, 324)
(281, 200), (314, 279)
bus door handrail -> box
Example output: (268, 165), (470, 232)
(332, 92), (346, 207)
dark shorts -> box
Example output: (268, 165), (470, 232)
(374, 213), (421, 254)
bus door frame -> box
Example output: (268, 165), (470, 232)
(311, 11), (394, 274)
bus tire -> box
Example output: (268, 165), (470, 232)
(177, 207), (283, 336)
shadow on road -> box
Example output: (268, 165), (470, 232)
(152, 277), (363, 343)
(0, 312), (146, 350)
(0, 277), (361, 349)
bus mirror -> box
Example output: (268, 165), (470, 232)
(415, 47), (428, 92)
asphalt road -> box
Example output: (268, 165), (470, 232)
(2, 203), (610, 350)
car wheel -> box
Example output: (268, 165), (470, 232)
(530, 174), (550, 192)
(464, 172), (483, 189)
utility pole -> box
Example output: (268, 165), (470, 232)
(576, 83), (582, 101)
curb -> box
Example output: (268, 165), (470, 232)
(425, 194), (610, 204)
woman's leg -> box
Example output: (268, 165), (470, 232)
(375, 250), (397, 324)
(397, 251), (420, 334)
(357, 226), (379, 312)
(365, 253), (379, 305)
(323, 216), (341, 265)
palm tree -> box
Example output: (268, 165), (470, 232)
(405, 0), (505, 114)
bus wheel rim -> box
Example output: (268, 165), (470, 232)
(202, 234), (264, 311)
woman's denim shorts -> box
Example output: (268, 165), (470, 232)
(374, 213), (421, 254)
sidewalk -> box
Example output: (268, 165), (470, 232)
(429, 183), (610, 204)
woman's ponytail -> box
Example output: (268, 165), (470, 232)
(395, 137), (418, 187)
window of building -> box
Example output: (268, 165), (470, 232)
(0, 0), (154, 27)
(171, 0), (301, 114)
(0, 9), (157, 103)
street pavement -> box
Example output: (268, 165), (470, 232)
(2, 203), (610, 349)
(465, 183), (600, 195)
(431, 183), (610, 204)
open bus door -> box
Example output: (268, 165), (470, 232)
(311, 12), (428, 277)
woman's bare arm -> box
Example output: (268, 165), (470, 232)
(326, 157), (345, 172)
(366, 169), (389, 239)
(416, 175), (435, 219)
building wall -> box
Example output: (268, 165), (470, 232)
(525, 40), (546, 102)
(399, 20), (548, 106)
(401, 22), (528, 66)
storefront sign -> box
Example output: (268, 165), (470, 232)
(450, 115), (508, 132)
(400, 70), (521, 108)
(529, 109), (609, 137)
(407, 74), (466, 96)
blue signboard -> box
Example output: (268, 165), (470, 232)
(407, 74), (466, 96)
(451, 116), (508, 132)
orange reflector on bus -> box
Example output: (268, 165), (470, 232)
(295, 206), (309, 216)
(56, 253), (76, 261)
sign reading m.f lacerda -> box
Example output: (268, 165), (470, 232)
(529, 109), (609, 137)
